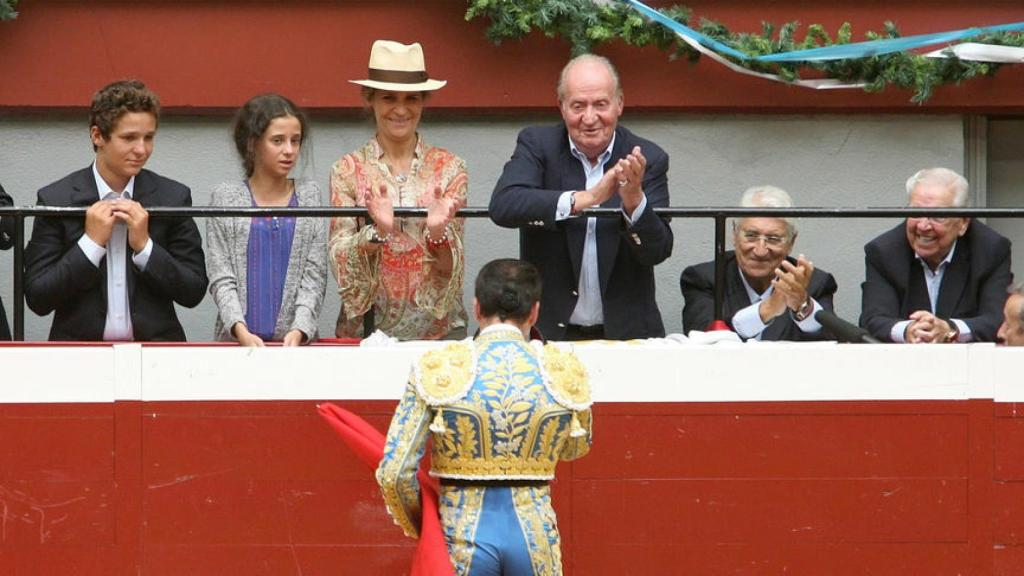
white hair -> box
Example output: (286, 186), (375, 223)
(557, 53), (623, 103)
(905, 167), (970, 207)
(738, 185), (797, 238)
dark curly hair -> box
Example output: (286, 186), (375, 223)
(232, 93), (308, 177)
(89, 80), (160, 151)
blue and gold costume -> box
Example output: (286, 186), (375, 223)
(377, 324), (592, 576)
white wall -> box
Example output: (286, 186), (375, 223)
(0, 113), (964, 341)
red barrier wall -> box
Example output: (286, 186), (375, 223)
(1, 1), (1023, 113)
(1, 398), (1019, 575)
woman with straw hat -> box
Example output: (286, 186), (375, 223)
(328, 40), (468, 341)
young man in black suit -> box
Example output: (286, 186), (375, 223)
(24, 80), (207, 341)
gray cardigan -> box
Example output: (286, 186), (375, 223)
(205, 179), (327, 342)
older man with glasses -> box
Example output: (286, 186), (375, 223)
(680, 185), (838, 341)
(860, 167), (1012, 343)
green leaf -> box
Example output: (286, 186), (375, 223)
(463, 0), (1023, 103)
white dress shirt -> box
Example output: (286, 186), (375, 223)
(76, 162), (153, 341)
(890, 240), (971, 343)
(553, 135), (648, 327)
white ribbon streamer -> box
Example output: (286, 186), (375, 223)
(673, 31), (867, 90)
(925, 43), (1024, 63)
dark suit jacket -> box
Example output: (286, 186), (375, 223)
(859, 221), (1011, 342)
(489, 124), (673, 340)
(24, 167), (208, 341)
(0, 182), (13, 340)
(680, 252), (838, 341)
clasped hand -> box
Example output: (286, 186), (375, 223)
(85, 198), (150, 252)
(905, 311), (954, 344)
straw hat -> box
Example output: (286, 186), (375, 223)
(350, 40), (447, 92)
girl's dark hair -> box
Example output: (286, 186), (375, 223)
(475, 259), (543, 322)
(232, 93), (308, 177)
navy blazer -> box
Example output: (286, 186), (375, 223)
(0, 182), (13, 340)
(490, 124), (673, 340)
(680, 252), (838, 341)
(859, 221), (1011, 342)
(24, 166), (208, 341)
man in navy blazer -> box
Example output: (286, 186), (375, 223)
(490, 54), (673, 340)
(681, 186), (838, 341)
(24, 80), (207, 342)
(860, 167), (1011, 343)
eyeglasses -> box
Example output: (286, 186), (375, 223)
(738, 230), (788, 247)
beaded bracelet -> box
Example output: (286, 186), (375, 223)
(424, 226), (451, 249)
(368, 225), (392, 244)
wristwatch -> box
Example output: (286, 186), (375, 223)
(793, 298), (815, 322)
(943, 323), (960, 343)
(569, 191), (577, 215)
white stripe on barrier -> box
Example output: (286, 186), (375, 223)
(3, 341), (1021, 404)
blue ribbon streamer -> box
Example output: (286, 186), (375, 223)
(621, 0), (1024, 63)
(623, 0), (751, 60)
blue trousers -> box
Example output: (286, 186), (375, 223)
(440, 484), (563, 576)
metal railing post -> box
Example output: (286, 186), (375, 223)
(713, 213), (727, 324)
(13, 214), (24, 341)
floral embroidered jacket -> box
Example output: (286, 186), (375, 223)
(328, 136), (468, 340)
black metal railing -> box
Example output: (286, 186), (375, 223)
(2, 205), (1022, 341)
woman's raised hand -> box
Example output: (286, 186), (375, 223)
(363, 183), (395, 235)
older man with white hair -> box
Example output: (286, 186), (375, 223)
(490, 53), (673, 341)
(681, 185), (838, 341)
(860, 167), (1012, 343)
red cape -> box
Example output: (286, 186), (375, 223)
(317, 402), (455, 576)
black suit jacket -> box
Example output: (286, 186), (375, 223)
(24, 167), (208, 341)
(859, 221), (1011, 342)
(489, 124), (673, 340)
(0, 182), (13, 340)
(680, 252), (838, 341)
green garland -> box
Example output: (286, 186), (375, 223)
(465, 0), (1024, 102)
(0, 0), (17, 22)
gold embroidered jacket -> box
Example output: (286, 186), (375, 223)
(376, 325), (592, 537)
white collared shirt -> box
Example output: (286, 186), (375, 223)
(554, 134), (648, 327)
(730, 268), (823, 340)
(77, 162), (154, 341)
(479, 322), (527, 338)
(890, 240), (971, 343)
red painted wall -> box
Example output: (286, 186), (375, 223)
(1, 1), (1023, 113)
(0, 399), (1018, 575)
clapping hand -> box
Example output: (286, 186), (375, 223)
(362, 183), (395, 235)
(773, 254), (814, 312)
(425, 185), (459, 240)
(614, 146), (646, 215)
